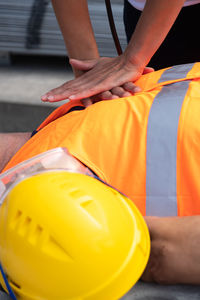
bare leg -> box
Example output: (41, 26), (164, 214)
(0, 132), (31, 172)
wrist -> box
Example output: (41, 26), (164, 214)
(72, 68), (84, 78)
(123, 46), (149, 74)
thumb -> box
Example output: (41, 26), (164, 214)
(69, 58), (98, 71)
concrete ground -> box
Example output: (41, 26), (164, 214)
(0, 54), (200, 299)
(0, 54), (72, 132)
(0, 54), (72, 106)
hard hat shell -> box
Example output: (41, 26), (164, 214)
(0, 171), (150, 300)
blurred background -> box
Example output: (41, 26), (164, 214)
(0, 0), (126, 132)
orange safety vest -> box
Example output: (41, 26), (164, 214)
(3, 63), (200, 217)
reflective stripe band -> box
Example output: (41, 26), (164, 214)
(146, 81), (190, 216)
(158, 63), (194, 83)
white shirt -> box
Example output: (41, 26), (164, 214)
(128, 0), (200, 11)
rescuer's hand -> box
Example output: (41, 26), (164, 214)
(69, 58), (146, 108)
(41, 56), (154, 105)
(141, 216), (200, 285)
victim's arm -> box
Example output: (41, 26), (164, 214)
(0, 133), (31, 173)
(142, 215), (200, 285)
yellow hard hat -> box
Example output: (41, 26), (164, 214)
(0, 171), (150, 300)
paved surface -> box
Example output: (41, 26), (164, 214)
(0, 54), (73, 107)
(0, 55), (200, 299)
(1, 282), (200, 300)
(124, 282), (200, 300)
(0, 101), (54, 132)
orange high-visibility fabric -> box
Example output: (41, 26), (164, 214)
(176, 79), (200, 216)
(3, 63), (200, 216)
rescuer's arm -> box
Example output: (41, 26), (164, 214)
(43, 0), (136, 106)
(0, 133), (31, 173)
(51, 0), (99, 78)
(42, 0), (185, 103)
(142, 216), (200, 284)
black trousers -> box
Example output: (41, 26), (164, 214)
(123, 0), (200, 69)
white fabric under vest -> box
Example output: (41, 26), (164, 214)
(128, 0), (200, 11)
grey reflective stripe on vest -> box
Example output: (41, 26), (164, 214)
(146, 81), (190, 216)
(158, 63), (194, 83)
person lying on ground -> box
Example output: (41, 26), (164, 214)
(1, 62), (200, 286)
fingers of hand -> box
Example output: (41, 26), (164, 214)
(81, 92), (114, 107)
(122, 82), (141, 93)
(41, 89), (68, 102)
(81, 83), (142, 105)
(109, 86), (131, 98)
(41, 79), (85, 102)
(41, 93), (65, 102)
(41, 56), (143, 102)
(96, 91), (114, 100)
(91, 88), (131, 102)
(94, 82), (142, 101)
(81, 98), (93, 107)
(41, 81), (71, 102)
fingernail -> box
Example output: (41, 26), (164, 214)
(69, 95), (76, 100)
(134, 87), (142, 93)
(124, 92), (132, 97)
(41, 94), (47, 101)
(47, 95), (55, 101)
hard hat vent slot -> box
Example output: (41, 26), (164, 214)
(68, 188), (85, 199)
(80, 199), (93, 208)
(28, 225), (44, 246)
(42, 236), (74, 261)
(24, 217), (31, 227)
(7, 276), (21, 290)
(35, 225), (43, 234)
(13, 210), (23, 225)
(11, 211), (35, 238)
(16, 210), (22, 219)
(10, 210), (27, 231)
(11, 210), (45, 247)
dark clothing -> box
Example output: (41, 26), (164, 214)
(123, 0), (200, 69)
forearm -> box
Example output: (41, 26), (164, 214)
(51, 0), (99, 63)
(124, 0), (186, 69)
(142, 216), (200, 285)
